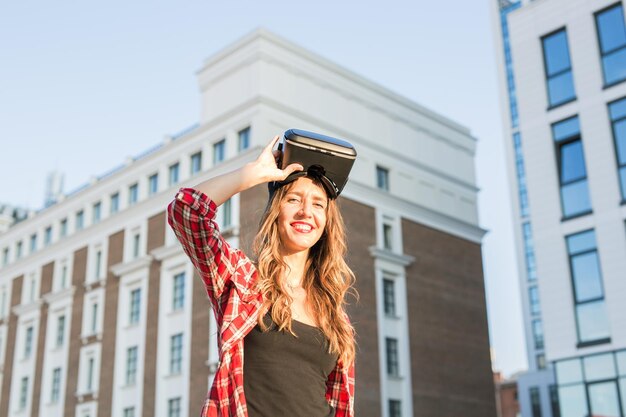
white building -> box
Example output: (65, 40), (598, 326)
(493, 0), (626, 416)
(0, 29), (495, 417)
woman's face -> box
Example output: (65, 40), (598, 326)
(277, 177), (328, 256)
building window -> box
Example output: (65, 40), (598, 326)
(542, 29), (576, 107)
(383, 278), (396, 317)
(522, 222), (538, 281)
(169, 163), (180, 186)
(549, 385), (561, 417)
(19, 377), (28, 409)
(93, 201), (101, 224)
(2, 247), (8, 266)
(532, 319), (544, 350)
(383, 223), (393, 251)
(95, 250), (102, 279)
(51, 367), (61, 403)
(149, 173), (159, 196)
(24, 326), (33, 358)
(173, 273), (185, 311)
(389, 399), (401, 417)
(222, 198), (232, 228)
(128, 183), (139, 206)
(170, 333), (183, 374)
(86, 357), (94, 391)
(513, 133), (530, 217)
(376, 166), (389, 191)
(76, 210), (85, 230)
(537, 353), (547, 370)
(126, 346), (138, 385)
(595, 4), (626, 87)
(16, 240), (23, 259)
(385, 337), (399, 377)
(213, 139), (226, 164)
(61, 265), (68, 289)
(123, 407), (135, 417)
(529, 285), (541, 316)
(60, 218), (68, 237)
(30, 233), (37, 253)
(110, 192), (120, 214)
(44, 226), (52, 246)
(238, 127), (251, 151)
(91, 302), (99, 334)
(552, 116), (592, 218)
(530, 386), (542, 417)
(608, 97), (626, 201)
(190, 151), (202, 175)
(168, 397), (182, 417)
(56, 315), (65, 347)
(566, 230), (610, 344)
(132, 233), (141, 259)
(129, 288), (141, 325)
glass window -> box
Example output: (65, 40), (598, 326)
(93, 202), (101, 223)
(532, 319), (544, 349)
(514, 133), (530, 217)
(552, 116), (592, 218)
(126, 346), (137, 385)
(51, 367), (61, 403)
(617, 350), (626, 375)
(529, 285), (541, 315)
(86, 357), (94, 391)
(129, 288), (141, 325)
(549, 385), (561, 417)
(24, 326), (33, 358)
(383, 224), (393, 251)
(537, 354), (547, 370)
(76, 210), (85, 231)
(608, 97), (626, 200)
(19, 377), (28, 409)
(173, 273), (185, 311)
(238, 127), (250, 152)
(169, 163), (180, 186)
(170, 333), (183, 374)
(149, 173), (158, 196)
(222, 198), (232, 227)
(16, 240), (23, 259)
(190, 151), (202, 175)
(56, 315), (65, 347)
(566, 230), (610, 343)
(557, 358), (583, 384)
(30, 233), (37, 253)
(383, 278), (396, 317)
(110, 192), (120, 214)
(385, 337), (399, 377)
(123, 407), (135, 417)
(584, 354), (616, 382)
(2, 247), (8, 266)
(558, 384), (586, 417)
(596, 4), (626, 86)
(376, 166), (389, 191)
(530, 386), (542, 417)
(128, 183), (138, 206)
(168, 397), (181, 417)
(60, 218), (68, 237)
(132, 233), (140, 259)
(91, 302), (98, 334)
(44, 226), (52, 246)
(542, 29), (576, 107)
(213, 139), (226, 164)
(389, 399), (401, 417)
(588, 381), (620, 417)
(95, 250), (102, 279)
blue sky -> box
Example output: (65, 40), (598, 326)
(0, 1), (526, 376)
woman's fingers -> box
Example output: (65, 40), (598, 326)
(282, 163), (304, 178)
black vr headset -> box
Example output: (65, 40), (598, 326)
(268, 129), (357, 200)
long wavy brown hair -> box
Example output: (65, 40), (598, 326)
(252, 177), (357, 367)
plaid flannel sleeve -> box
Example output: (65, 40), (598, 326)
(167, 187), (253, 307)
(325, 360), (355, 417)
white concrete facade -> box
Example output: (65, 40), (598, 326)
(0, 29), (484, 417)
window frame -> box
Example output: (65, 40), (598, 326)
(594, 2), (626, 88)
(541, 27), (577, 109)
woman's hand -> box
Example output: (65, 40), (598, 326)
(245, 135), (303, 184)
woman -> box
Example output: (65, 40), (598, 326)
(167, 135), (356, 417)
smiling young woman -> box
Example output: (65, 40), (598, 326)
(167, 135), (356, 417)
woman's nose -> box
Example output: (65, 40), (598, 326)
(298, 200), (313, 216)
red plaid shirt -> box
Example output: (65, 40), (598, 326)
(167, 188), (355, 417)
